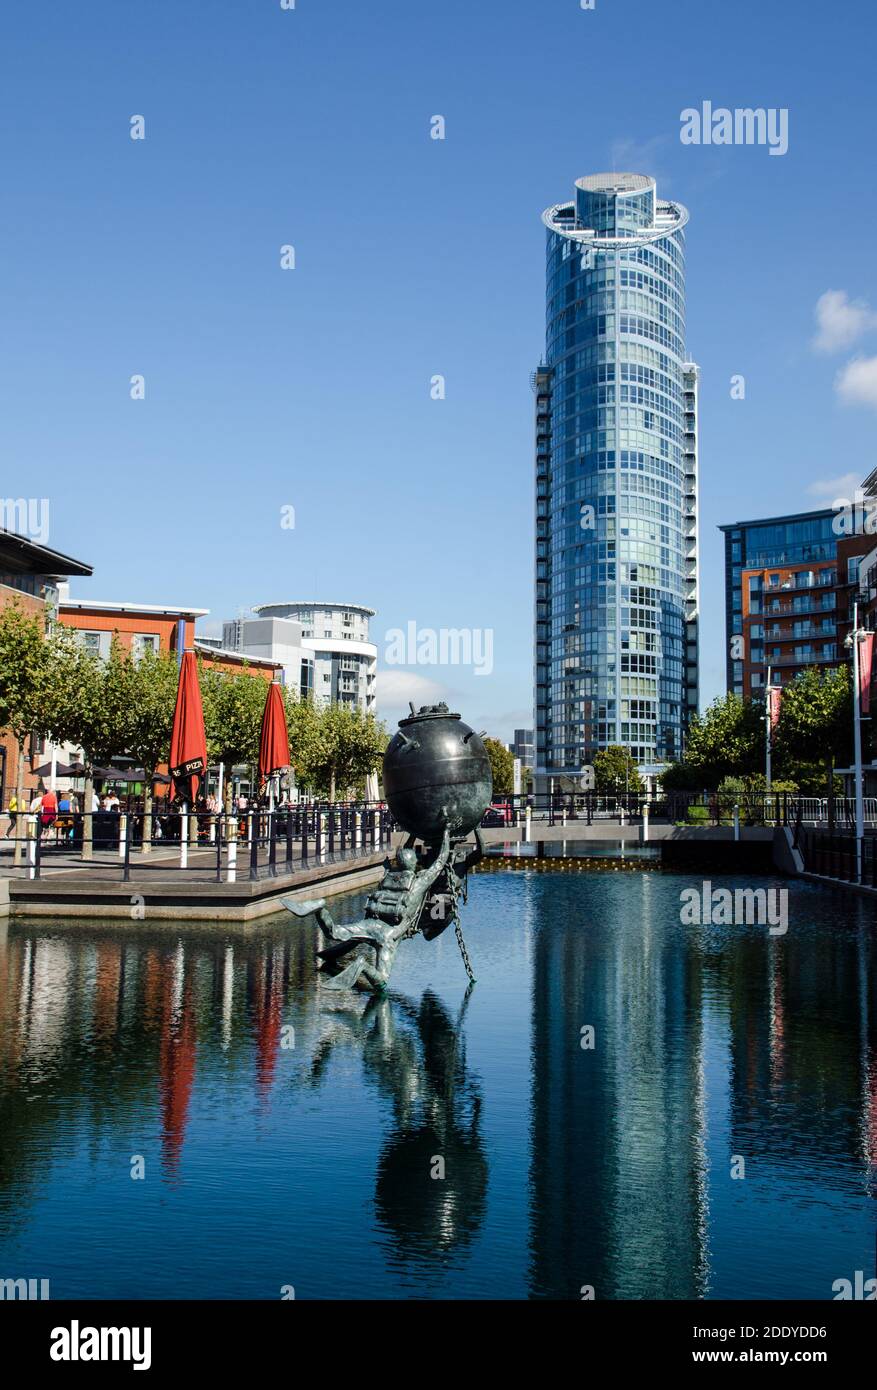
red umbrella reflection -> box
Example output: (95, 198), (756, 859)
(158, 955), (197, 1178)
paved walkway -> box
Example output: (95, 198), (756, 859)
(0, 835), (387, 884)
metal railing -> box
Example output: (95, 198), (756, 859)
(799, 830), (877, 888)
(3, 803), (394, 884)
(478, 792), (877, 830)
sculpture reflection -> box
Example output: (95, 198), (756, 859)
(307, 987), (488, 1263)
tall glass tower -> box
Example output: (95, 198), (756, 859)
(534, 173), (699, 791)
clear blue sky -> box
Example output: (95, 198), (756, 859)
(2, 0), (876, 742)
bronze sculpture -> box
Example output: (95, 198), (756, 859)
(284, 704), (492, 992)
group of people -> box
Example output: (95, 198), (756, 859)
(4, 784), (331, 849)
(5, 785), (126, 843)
(7, 787), (80, 841)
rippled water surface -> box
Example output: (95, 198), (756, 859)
(1, 871), (875, 1299)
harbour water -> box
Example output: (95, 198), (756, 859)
(0, 870), (875, 1300)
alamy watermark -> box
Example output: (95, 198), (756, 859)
(680, 880), (788, 935)
(1, 1276), (50, 1300)
(50, 1322), (152, 1371)
(831, 488), (877, 535)
(0, 497), (50, 545)
(680, 102), (788, 156)
(384, 622), (494, 677)
(832, 1271), (877, 1299)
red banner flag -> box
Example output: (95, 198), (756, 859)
(767, 686), (782, 730)
(860, 632), (875, 716)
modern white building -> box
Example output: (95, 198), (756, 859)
(534, 172), (700, 790)
(222, 602), (377, 714)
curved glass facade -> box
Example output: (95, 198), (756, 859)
(534, 174), (699, 781)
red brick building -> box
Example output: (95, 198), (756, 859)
(57, 599), (208, 660)
(0, 532), (92, 807)
(739, 557), (840, 699)
(48, 603), (282, 794)
(2, 574), (283, 810)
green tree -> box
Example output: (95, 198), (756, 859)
(45, 632), (135, 859)
(683, 694), (763, 789)
(201, 666), (269, 805)
(773, 667), (852, 794)
(306, 703), (387, 801)
(122, 648), (180, 851)
(660, 761), (702, 792)
(0, 602), (52, 864)
(592, 745), (644, 795)
(483, 737), (514, 797)
(284, 692), (323, 798)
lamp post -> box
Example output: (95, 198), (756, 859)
(844, 598), (868, 884)
(765, 663), (772, 795)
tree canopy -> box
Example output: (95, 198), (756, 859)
(483, 737), (514, 796)
(593, 745), (644, 795)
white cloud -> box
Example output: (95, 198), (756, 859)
(835, 355), (877, 409)
(806, 471), (860, 499)
(609, 136), (669, 184)
(375, 668), (450, 716)
(812, 290), (877, 354)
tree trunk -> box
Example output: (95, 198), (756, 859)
(82, 765), (94, 861)
(329, 765), (336, 804)
(826, 755), (834, 833)
(12, 740), (25, 868)
(142, 774), (153, 856)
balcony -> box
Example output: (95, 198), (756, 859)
(753, 650), (839, 668)
(759, 598), (837, 618)
(764, 624), (835, 641)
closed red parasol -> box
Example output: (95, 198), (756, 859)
(259, 681), (291, 785)
(169, 651), (208, 803)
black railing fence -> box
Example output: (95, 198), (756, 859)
(5, 802), (394, 884)
(7, 792), (874, 884)
(798, 830), (877, 888)
(477, 790), (839, 829)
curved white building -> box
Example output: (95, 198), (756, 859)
(534, 172), (699, 788)
(223, 602), (377, 713)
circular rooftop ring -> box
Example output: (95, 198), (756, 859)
(575, 172), (654, 193)
(541, 198), (689, 250)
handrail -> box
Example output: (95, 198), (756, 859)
(0, 807), (395, 884)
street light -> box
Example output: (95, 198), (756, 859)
(843, 595), (869, 884)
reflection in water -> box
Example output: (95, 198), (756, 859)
(528, 875), (709, 1299)
(0, 874), (875, 1300)
(306, 988), (486, 1264)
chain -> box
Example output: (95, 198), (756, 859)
(447, 869), (476, 984)
(404, 848), (476, 983)
(454, 916), (476, 984)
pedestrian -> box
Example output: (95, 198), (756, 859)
(6, 792), (18, 839)
(57, 789), (74, 842)
(40, 787), (58, 839)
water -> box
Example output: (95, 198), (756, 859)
(0, 871), (875, 1300)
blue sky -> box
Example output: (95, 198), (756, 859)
(2, 0), (876, 742)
